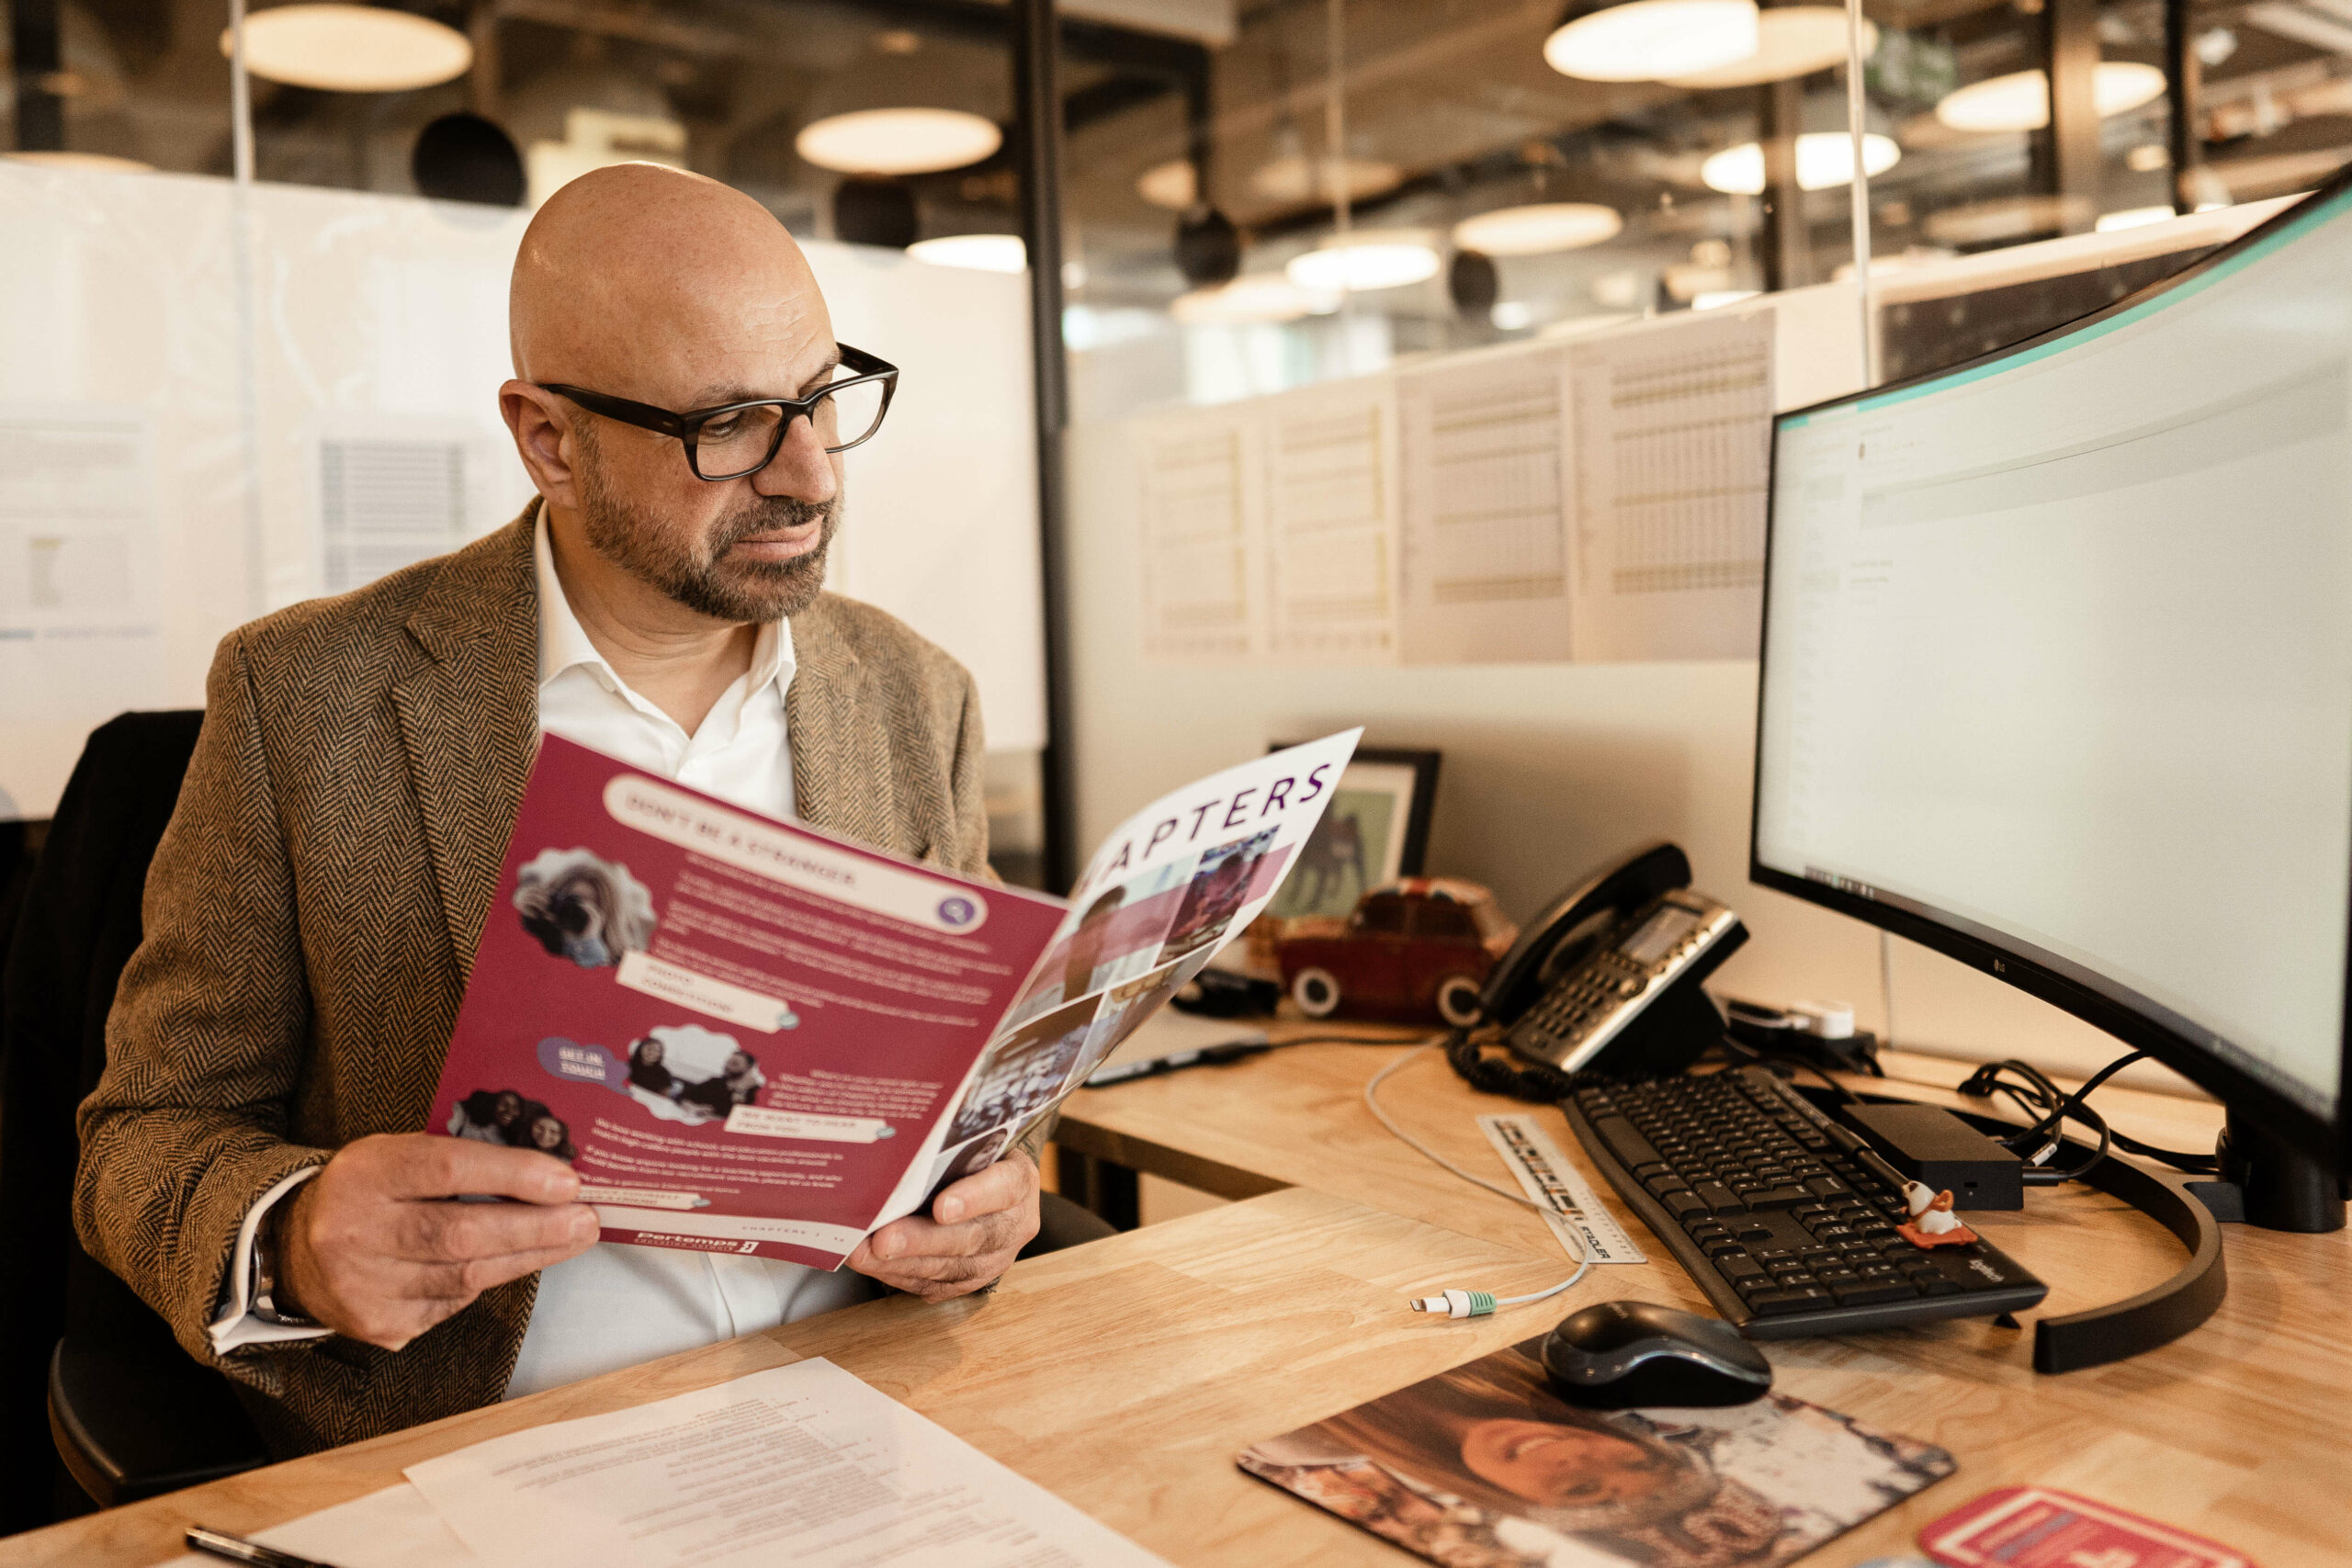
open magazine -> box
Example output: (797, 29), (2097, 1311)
(426, 728), (1360, 1269)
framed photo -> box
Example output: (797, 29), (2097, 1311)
(1257, 746), (1441, 922)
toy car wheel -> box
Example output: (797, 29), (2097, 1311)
(1292, 966), (1342, 1018)
(1435, 975), (1484, 1028)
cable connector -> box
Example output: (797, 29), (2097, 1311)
(1408, 1289), (1496, 1319)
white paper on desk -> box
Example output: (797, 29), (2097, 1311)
(403, 1359), (1172, 1568)
(157, 1483), (481, 1568)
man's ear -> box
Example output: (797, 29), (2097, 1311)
(500, 381), (583, 509)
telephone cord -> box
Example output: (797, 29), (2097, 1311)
(1364, 1043), (1593, 1318)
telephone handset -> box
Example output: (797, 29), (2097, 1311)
(1473, 841), (1747, 1083)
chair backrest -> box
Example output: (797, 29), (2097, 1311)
(0, 711), (205, 1534)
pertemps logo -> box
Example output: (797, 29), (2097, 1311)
(936, 896), (978, 928)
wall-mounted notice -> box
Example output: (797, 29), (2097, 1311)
(1138, 412), (1259, 662)
(1396, 345), (1575, 664)
(1567, 309), (1774, 662)
(1263, 379), (1398, 661)
(0, 405), (164, 813)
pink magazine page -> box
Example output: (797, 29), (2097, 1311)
(428, 735), (1069, 1269)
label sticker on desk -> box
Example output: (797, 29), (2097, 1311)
(1919, 1486), (2254, 1568)
(1477, 1114), (1646, 1265)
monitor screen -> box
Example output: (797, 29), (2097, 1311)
(1756, 184), (2352, 1140)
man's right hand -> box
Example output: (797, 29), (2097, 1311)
(276, 1134), (599, 1350)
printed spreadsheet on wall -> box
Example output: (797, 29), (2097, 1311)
(1265, 382), (1396, 661)
(1139, 419), (1257, 660)
(1131, 304), (1785, 668)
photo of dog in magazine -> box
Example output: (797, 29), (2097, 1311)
(1238, 1338), (1955, 1568)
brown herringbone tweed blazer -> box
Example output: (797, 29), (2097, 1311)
(74, 505), (990, 1456)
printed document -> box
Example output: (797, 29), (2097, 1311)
(404, 1359), (1170, 1568)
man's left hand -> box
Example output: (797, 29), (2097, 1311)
(848, 1150), (1040, 1302)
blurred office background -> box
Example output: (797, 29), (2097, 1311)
(5, 0), (2346, 1060)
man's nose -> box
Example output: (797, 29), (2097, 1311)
(751, 412), (839, 502)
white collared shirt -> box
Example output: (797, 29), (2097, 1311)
(211, 514), (875, 1393)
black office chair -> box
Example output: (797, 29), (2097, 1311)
(0, 711), (272, 1529)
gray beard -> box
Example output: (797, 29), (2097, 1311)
(575, 427), (839, 623)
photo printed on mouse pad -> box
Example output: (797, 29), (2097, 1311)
(1238, 1337), (1955, 1568)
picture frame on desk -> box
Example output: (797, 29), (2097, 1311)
(1257, 746), (1441, 922)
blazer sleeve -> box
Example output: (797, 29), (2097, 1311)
(948, 662), (992, 882)
(74, 630), (331, 1365)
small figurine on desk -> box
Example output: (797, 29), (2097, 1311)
(1896, 1180), (1981, 1249)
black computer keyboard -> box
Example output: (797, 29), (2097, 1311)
(1563, 1066), (2048, 1337)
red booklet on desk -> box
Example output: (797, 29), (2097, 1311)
(426, 729), (1357, 1269)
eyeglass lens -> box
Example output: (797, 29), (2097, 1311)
(692, 378), (888, 477)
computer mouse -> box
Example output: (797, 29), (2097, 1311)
(1539, 1300), (1773, 1409)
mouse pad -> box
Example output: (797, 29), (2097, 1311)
(1238, 1337), (1956, 1568)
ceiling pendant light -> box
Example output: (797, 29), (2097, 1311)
(796, 107), (1002, 176)
(1934, 62), (2167, 134)
(1452, 202), (1623, 255)
(219, 4), (472, 93)
(1136, 158), (1197, 210)
(1171, 275), (1340, 325)
(1664, 6), (1876, 88)
(1699, 131), (1900, 195)
(1284, 231), (1442, 292)
(906, 233), (1026, 273)
(1544, 0), (1759, 84)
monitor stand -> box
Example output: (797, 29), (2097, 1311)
(2186, 1108), (2349, 1234)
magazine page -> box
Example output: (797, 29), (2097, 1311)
(427, 736), (1069, 1269)
(895, 728), (1363, 1214)
(1238, 1337), (1956, 1568)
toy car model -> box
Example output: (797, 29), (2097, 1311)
(1274, 878), (1518, 1028)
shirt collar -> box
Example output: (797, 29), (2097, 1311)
(533, 511), (797, 702)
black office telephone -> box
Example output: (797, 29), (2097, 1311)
(1451, 842), (1747, 1098)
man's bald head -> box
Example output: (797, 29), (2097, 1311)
(510, 163), (830, 397)
(500, 164), (847, 627)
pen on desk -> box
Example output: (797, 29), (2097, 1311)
(1086, 1040), (1271, 1086)
(1823, 1118), (1915, 1197)
(186, 1525), (345, 1568)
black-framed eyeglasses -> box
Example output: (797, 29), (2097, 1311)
(539, 344), (899, 481)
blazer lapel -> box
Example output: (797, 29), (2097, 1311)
(786, 596), (902, 855)
(391, 511), (541, 977)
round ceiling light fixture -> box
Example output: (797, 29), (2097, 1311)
(1664, 6), (1876, 87)
(1544, 0), (1759, 83)
(1170, 275), (1340, 325)
(1934, 62), (2167, 134)
(219, 4), (472, 92)
(1136, 158), (1197, 210)
(796, 107), (1002, 175)
(1699, 130), (1901, 195)
(1249, 152), (1404, 206)
(906, 232), (1026, 273)
(1284, 231), (1442, 292)
(1452, 202), (1623, 255)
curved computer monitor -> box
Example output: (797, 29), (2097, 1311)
(1755, 175), (2352, 1175)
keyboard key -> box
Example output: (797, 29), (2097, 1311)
(1644, 1173), (1690, 1196)
(1693, 1182), (1745, 1213)
(1831, 1279), (1920, 1305)
(1804, 1176), (1853, 1197)
(1590, 1116), (1663, 1171)
(1701, 1237), (1748, 1258)
(1662, 1191), (1709, 1219)
(1745, 1185), (1811, 1209)
(1733, 1218), (1776, 1241)
(1745, 1288), (1830, 1316)
(1718, 1256), (1767, 1281)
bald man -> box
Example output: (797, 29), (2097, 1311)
(74, 165), (1041, 1455)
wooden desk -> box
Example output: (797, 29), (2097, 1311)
(2, 1188), (1580, 1568)
(1057, 1028), (2352, 1565)
(11, 1039), (2346, 1567)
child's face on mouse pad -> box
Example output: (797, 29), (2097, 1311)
(1238, 1337), (1957, 1568)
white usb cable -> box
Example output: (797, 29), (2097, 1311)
(1365, 1044), (1593, 1318)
